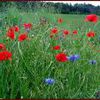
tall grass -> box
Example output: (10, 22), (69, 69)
(0, 2), (100, 99)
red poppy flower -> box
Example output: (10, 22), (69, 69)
(0, 43), (6, 50)
(0, 51), (12, 61)
(14, 25), (19, 32)
(63, 30), (69, 35)
(6, 28), (15, 40)
(53, 45), (60, 50)
(55, 53), (68, 62)
(87, 31), (95, 37)
(23, 23), (32, 29)
(51, 28), (58, 34)
(18, 33), (28, 42)
(85, 14), (98, 23)
(58, 18), (63, 23)
(73, 30), (78, 34)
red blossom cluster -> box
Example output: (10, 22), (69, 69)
(50, 14), (99, 62)
(6, 23), (32, 42)
(0, 14), (99, 62)
(0, 43), (12, 61)
(87, 31), (95, 37)
(58, 18), (63, 23)
(0, 50), (12, 61)
(85, 14), (98, 23)
(55, 53), (68, 62)
(0, 23), (32, 62)
(23, 23), (32, 29)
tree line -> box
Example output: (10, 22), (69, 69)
(0, 1), (100, 15)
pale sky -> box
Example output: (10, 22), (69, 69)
(45, 1), (100, 6)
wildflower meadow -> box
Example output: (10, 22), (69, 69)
(0, 1), (100, 99)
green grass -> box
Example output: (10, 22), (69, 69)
(0, 7), (100, 99)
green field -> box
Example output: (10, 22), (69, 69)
(0, 8), (100, 99)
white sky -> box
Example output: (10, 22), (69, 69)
(45, 1), (100, 6)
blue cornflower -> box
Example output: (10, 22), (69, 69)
(74, 54), (80, 59)
(68, 54), (80, 62)
(89, 60), (96, 64)
(44, 78), (55, 85)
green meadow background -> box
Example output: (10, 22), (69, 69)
(0, 2), (100, 99)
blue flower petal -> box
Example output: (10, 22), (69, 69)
(44, 78), (55, 85)
(68, 54), (80, 62)
(89, 60), (96, 65)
